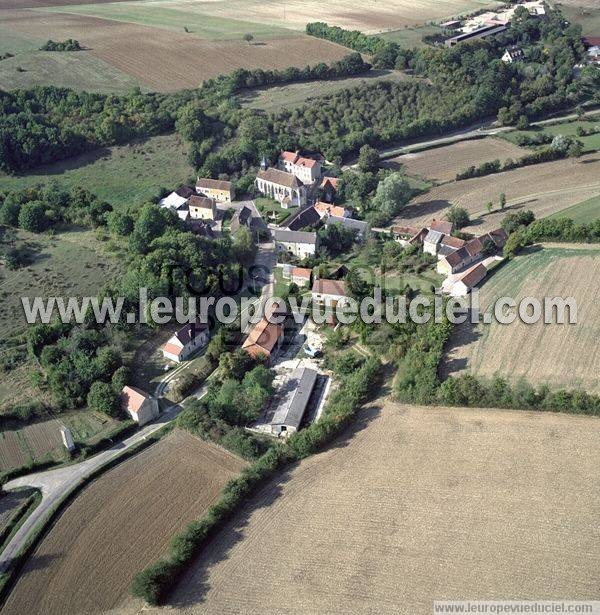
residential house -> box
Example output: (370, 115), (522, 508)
(158, 186), (194, 210)
(392, 225), (427, 246)
(325, 215), (370, 241)
(196, 178), (235, 203)
(272, 229), (317, 259)
(278, 150), (322, 184)
(255, 168), (307, 208)
(270, 367), (319, 436)
(319, 176), (339, 202)
(162, 322), (210, 363)
(314, 201), (348, 219)
(423, 229), (444, 255)
(312, 278), (348, 307)
(502, 45), (525, 63)
(188, 195), (216, 220)
(284, 205), (321, 231)
(242, 317), (284, 363)
(120, 386), (160, 427)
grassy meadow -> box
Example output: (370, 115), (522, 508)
(501, 118), (600, 153)
(548, 194), (600, 224)
(0, 134), (194, 211)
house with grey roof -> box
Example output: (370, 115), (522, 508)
(270, 367), (319, 436)
(272, 229), (317, 259)
(423, 229), (444, 255)
(325, 215), (370, 241)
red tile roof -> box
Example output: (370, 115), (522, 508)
(242, 318), (284, 358)
(120, 386), (150, 413)
(312, 279), (347, 297)
(430, 219), (454, 235)
(314, 201), (347, 218)
(163, 342), (183, 357)
(441, 235), (466, 249)
(291, 267), (312, 279)
(458, 263), (487, 289)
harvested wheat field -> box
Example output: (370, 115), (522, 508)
(393, 153), (600, 233)
(135, 400), (600, 615)
(382, 137), (528, 183)
(1, 9), (348, 91)
(173, 0), (503, 33)
(444, 244), (600, 393)
(1, 429), (246, 615)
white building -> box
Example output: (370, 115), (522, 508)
(502, 46), (525, 63)
(162, 322), (210, 363)
(60, 426), (75, 453)
(311, 278), (348, 307)
(272, 229), (317, 259)
(120, 386), (160, 426)
(255, 168), (307, 208)
(278, 151), (322, 184)
(159, 186), (194, 210)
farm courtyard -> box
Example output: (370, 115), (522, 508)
(444, 244), (600, 394)
(1, 429), (247, 615)
(132, 400), (600, 615)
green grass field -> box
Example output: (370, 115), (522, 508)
(43, 3), (294, 40)
(0, 26), (41, 55)
(239, 69), (415, 112)
(548, 194), (600, 224)
(0, 134), (193, 211)
(0, 51), (140, 94)
(502, 118), (600, 153)
(378, 24), (443, 48)
(562, 4), (600, 37)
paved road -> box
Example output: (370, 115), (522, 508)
(0, 236), (278, 576)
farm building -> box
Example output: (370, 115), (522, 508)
(423, 229), (444, 255)
(438, 235), (466, 258)
(392, 225), (427, 246)
(272, 229), (317, 259)
(437, 236), (485, 275)
(319, 176), (339, 202)
(445, 24), (508, 47)
(430, 219), (454, 235)
(162, 322), (210, 363)
(270, 367), (319, 436)
(158, 185), (194, 210)
(284, 206), (321, 232)
(325, 215), (370, 241)
(188, 195), (216, 221)
(447, 262), (488, 297)
(278, 151), (322, 184)
(312, 278), (348, 307)
(196, 178), (235, 203)
(256, 168), (307, 208)
(242, 318), (284, 363)
(120, 386), (160, 426)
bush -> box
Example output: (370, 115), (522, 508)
(87, 381), (120, 417)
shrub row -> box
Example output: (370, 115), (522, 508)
(456, 146), (567, 180)
(131, 356), (381, 605)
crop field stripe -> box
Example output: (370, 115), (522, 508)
(40, 3), (297, 40)
(548, 194), (600, 224)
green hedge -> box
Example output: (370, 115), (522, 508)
(131, 356), (381, 605)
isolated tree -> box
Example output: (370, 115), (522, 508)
(18, 201), (49, 233)
(499, 193), (507, 210)
(87, 381), (120, 417)
(446, 205), (470, 229)
(357, 144), (380, 173)
(568, 140), (583, 159)
(485, 201), (493, 215)
(243, 33), (254, 45)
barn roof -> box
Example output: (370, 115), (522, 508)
(270, 367), (318, 430)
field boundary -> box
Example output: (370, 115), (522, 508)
(0, 422), (173, 606)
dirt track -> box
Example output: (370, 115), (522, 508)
(393, 153), (600, 232)
(139, 401), (600, 615)
(1, 430), (246, 615)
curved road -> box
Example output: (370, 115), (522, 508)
(0, 239), (277, 578)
